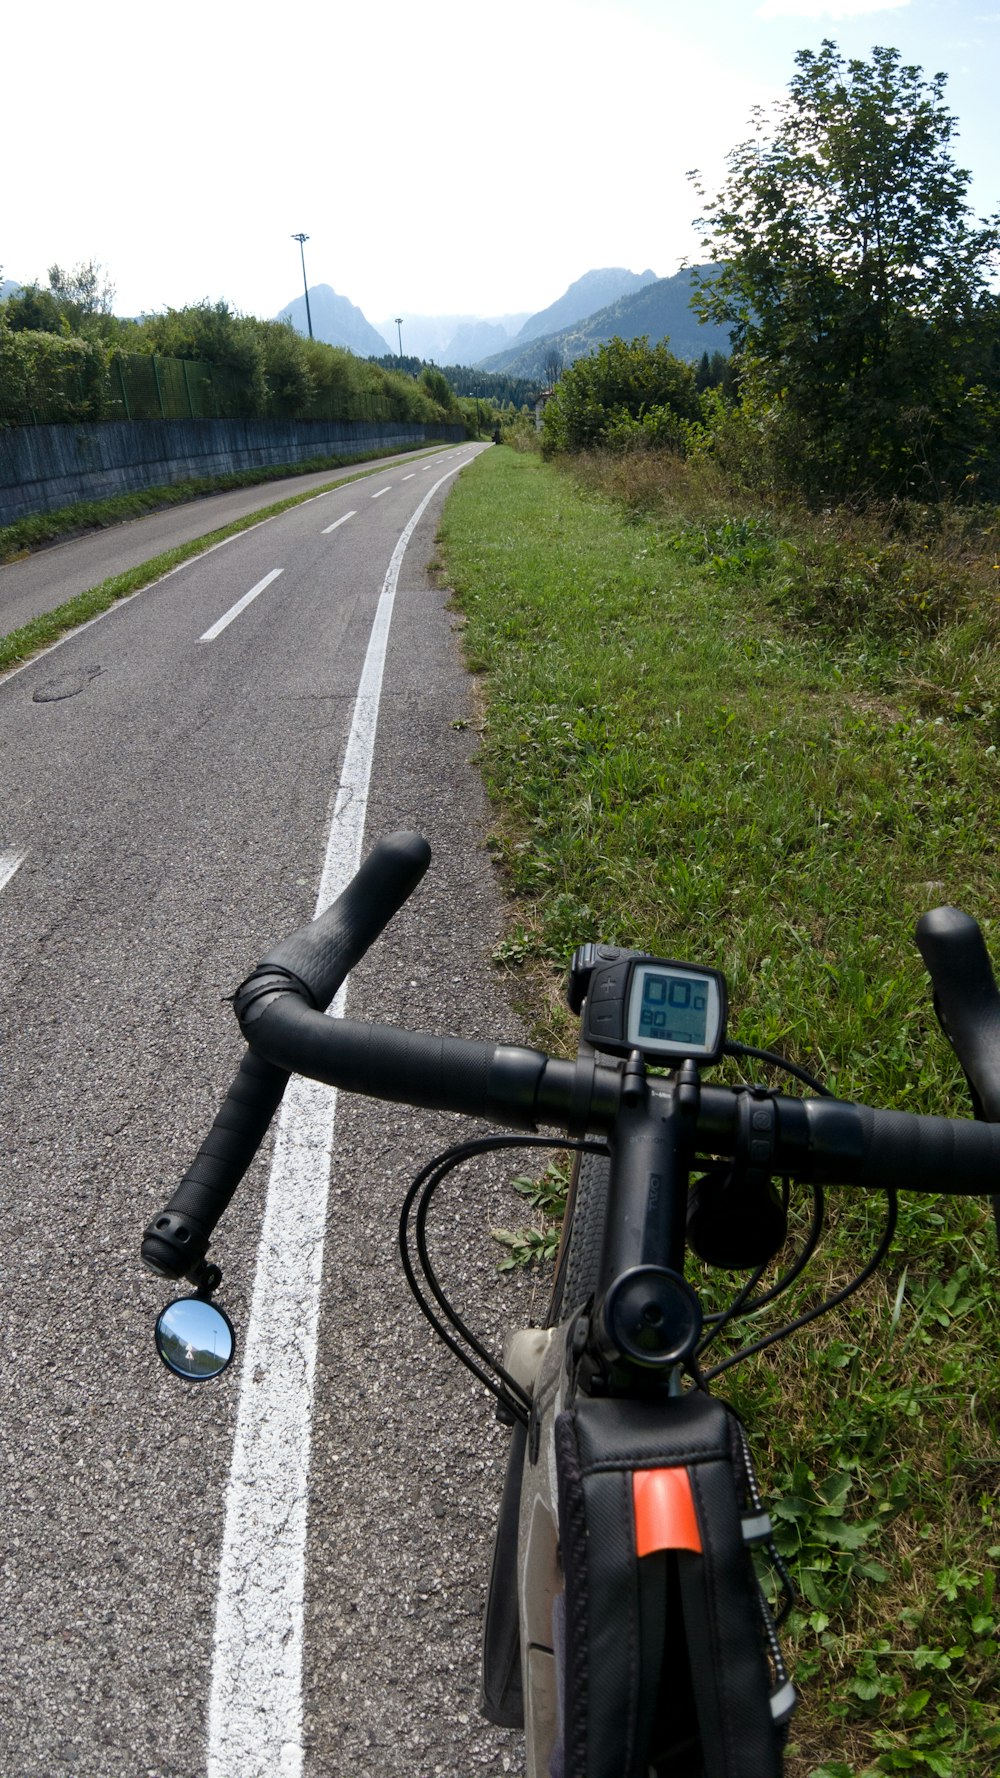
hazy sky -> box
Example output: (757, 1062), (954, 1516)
(5, 0), (998, 330)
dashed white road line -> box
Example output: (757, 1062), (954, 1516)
(198, 569), (284, 642)
(402, 473), (415, 480)
(206, 458), (467, 1778)
(370, 486), (392, 499)
(0, 851), (25, 895)
(321, 510), (356, 535)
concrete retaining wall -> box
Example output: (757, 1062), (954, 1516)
(0, 416), (467, 527)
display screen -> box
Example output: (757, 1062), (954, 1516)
(626, 964), (720, 1055)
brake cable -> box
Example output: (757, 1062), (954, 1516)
(399, 1134), (605, 1427)
(701, 1187), (899, 1381)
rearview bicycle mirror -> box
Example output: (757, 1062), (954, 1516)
(155, 1296), (236, 1382)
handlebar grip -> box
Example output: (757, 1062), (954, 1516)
(142, 833), (432, 1282)
(915, 907), (1000, 1122)
(259, 830), (431, 1009)
(141, 1049), (290, 1280)
(858, 1102), (1000, 1195)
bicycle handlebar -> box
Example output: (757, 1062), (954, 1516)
(916, 906), (1000, 1122)
(141, 831), (431, 1280)
(142, 834), (1000, 1284)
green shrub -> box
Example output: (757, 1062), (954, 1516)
(542, 336), (700, 457)
(0, 323), (109, 423)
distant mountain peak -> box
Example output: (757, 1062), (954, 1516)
(513, 268), (660, 346)
(276, 284), (389, 355)
(477, 266), (731, 379)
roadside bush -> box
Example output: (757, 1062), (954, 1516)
(542, 336), (700, 457)
(0, 323), (109, 423)
(121, 302), (267, 416)
(258, 319), (315, 418)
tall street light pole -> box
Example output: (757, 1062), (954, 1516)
(394, 316), (404, 359)
(292, 234), (313, 340)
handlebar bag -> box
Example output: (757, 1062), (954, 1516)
(553, 1389), (793, 1778)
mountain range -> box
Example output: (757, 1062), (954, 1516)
(477, 267), (731, 378)
(276, 266), (730, 374)
(374, 311), (531, 364)
(277, 268), (672, 366)
(510, 267), (659, 345)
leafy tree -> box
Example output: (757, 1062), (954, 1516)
(48, 260), (115, 322)
(695, 350), (737, 398)
(543, 346), (564, 388)
(0, 326), (109, 422)
(367, 352), (425, 378)
(541, 336), (700, 456)
(419, 364), (455, 410)
(692, 41), (1000, 499)
(257, 318), (315, 418)
(3, 284), (68, 335)
(124, 301), (267, 415)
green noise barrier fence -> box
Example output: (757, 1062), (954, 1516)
(0, 350), (401, 428)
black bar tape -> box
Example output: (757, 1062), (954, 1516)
(244, 995), (554, 1131)
(141, 1049), (289, 1279)
(857, 1103), (1000, 1195)
(259, 830), (431, 1010)
(915, 907), (1000, 1122)
(773, 1097), (1000, 1195)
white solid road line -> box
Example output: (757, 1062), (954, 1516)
(370, 485), (392, 498)
(199, 569), (284, 642)
(0, 851), (25, 895)
(321, 509), (356, 535)
(206, 459), (467, 1778)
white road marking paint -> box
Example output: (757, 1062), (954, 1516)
(0, 466), (438, 694)
(402, 473), (415, 480)
(2, 503), (339, 694)
(321, 509), (356, 535)
(206, 460), (466, 1778)
(199, 569), (284, 642)
(370, 485), (392, 498)
(0, 851), (25, 895)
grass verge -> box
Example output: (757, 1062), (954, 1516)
(0, 449), (449, 674)
(0, 440), (451, 564)
(438, 447), (1000, 1778)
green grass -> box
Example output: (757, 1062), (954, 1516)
(0, 441), (450, 563)
(438, 448), (1000, 1778)
(0, 448), (449, 673)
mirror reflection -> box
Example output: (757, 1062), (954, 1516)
(156, 1297), (235, 1381)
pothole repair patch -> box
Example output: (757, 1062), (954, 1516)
(32, 665), (102, 703)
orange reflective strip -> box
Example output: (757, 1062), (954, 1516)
(632, 1466), (703, 1557)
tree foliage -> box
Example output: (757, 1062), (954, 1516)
(367, 356), (540, 410)
(541, 336), (700, 456)
(48, 260), (116, 328)
(0, 324), (110, 422)
(0, 289), (468, 430)
(692, 41), (1000, 499)
(4, 285), (69, 336)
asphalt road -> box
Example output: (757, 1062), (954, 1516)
(0, 443), (454, 637)
(0, 444), (544, 1777)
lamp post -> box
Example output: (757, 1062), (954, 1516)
(292, 234), (313, 340)
(394, 316), (404, 360)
